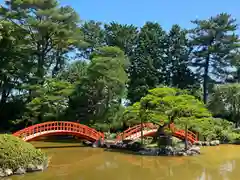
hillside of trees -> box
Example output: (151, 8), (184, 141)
(1, 0), (240, 141)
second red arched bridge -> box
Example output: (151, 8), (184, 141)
(13, 121), (198, 143)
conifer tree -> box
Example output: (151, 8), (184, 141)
(189, 13), (240, 103)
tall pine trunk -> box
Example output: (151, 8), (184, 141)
(203, 55), (210, 104)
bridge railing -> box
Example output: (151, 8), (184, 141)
(170, 125), (197, 141)
(13, 121), (104, 141)
(116, 123), (197, 142)
(116, 123), (158, 141)
(173, 129), (197, 142)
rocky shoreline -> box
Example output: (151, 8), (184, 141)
(193, 140), (220, 146)
(90, 139), (222, 156)
(137, 146), (201, 156)
(104, 141), (201, 156)
(0, 160), (49, 177)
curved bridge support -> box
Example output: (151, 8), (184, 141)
(13, 121), (104, 142)
(116, 123), (198, 144)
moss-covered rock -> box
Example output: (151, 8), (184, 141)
(0, 134), (49, 177)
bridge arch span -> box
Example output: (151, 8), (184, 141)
(116, 123), (198, 144)
(13, 121), (104, 142)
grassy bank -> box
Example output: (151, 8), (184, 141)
(0, 134), (49, 177)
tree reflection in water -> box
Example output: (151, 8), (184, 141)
(117, 148), (240, 180)
(13, 143), (240, 180)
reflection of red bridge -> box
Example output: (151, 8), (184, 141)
(13, 121), (198, 143)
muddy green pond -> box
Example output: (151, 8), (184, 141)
(7, 142), (240, 180)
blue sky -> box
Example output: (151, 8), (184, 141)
(0, 0), (239, 30)
(59, 0), (240, 31)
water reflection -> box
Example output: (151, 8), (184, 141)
(113, 147), (240, 180)
(9, 143), (240, 180)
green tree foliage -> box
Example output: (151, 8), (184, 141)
(80, 20), (105, 58)
(0, 20), (29, 102)
(104, 22), (138, 56)
(123, 87), (237, 141)
(0, 0), (82, 79)
(0, 20), (32, 129)
(0, 0), (84, 129)
(57, 60), (88, 84)
(124, 87), (211, 126)
(67, 46), (129, 130)
(189, 13), (240, 104)
(127, 22), (167, 103)
(193, 117), (237, 142)
(166, 25), (200, 90)
(208, 83), (240, 127)
(18, 78), (74, 125)
(0, 0), (239, 141)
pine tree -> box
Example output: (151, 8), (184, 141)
(189, 13), (240, 104)
(127, 22), (167, 103)
(104, 22), (138, 56)
(68, 46), (129, 127)
(80, 20), (105, 59)
(166, 24), (199, 90)
(0, 0), (82, 80)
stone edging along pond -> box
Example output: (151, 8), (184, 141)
(0, 134), (49, 178)
(0, 162), (49, 177)
(97, 139), (221, 157)
(103, 141), (201, 156)
(193, 140), (220, 146)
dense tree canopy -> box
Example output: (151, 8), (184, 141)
(0, 0), (240, 142)
(123, 87), (211, 128)
(124, 87), (237, 141)
(208, 83), (240, 127)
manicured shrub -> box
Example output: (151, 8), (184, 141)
(0, 134), (48, 170)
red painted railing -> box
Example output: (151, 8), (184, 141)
(13, 121), (104, 142)
(116, 123), (197, 143)
(171, 125), (197, 143)
(12, 121), (197, 143)
(116, 123), (157, 141)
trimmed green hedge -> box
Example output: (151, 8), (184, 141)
(0, 134), (48, 170)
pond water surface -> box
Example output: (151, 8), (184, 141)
(7, 141), (240, 180)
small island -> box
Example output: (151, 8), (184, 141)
(0, 134), (49, 177)
(102, 86), (237, 157)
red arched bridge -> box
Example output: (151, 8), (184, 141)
(115, 123), (198, 144)
(13, 121), (104, 142)
(13, 121), (198, 144)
